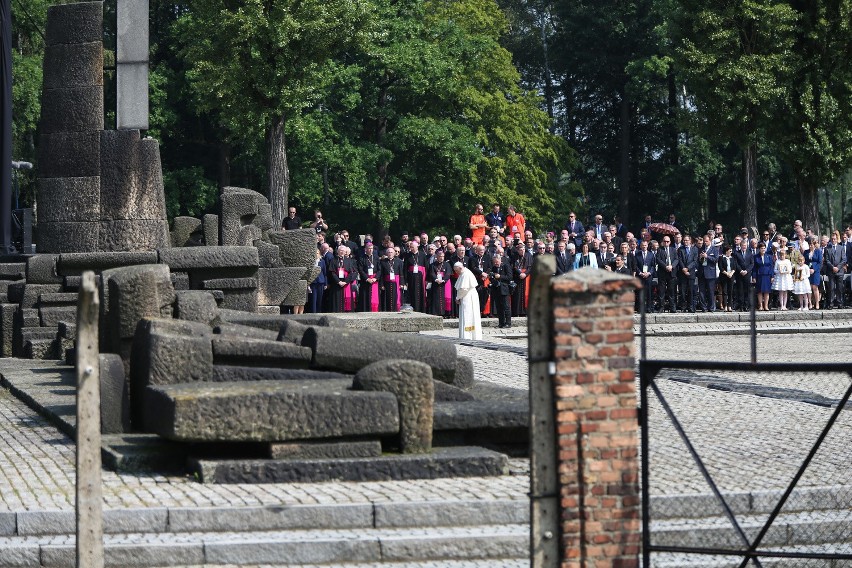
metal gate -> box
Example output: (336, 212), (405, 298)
(639, 306), (852, 566)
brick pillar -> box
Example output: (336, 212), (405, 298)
(552, 267), (640, 567)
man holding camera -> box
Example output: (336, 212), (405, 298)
(309, 210), (328, 234)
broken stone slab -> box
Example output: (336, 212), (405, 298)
(129, 318), (214, 429)
(201, 277), (257, 290)
(218, 289), (258, 312)
(101, 264), (175, 341)
(99, 220), (170, 252)
(282, 280), (308, 307)
(210, 365), (350, 383)
(301, 326), (458, 383)
(58, 321), (76, 340)
(353, 360), (434, 453)
(0, 304), (15, 357)
(219, 187), (271, 246)
(39, 306), (77, 327)
(144, 379), (400, 442)
(213, 323), (279, 342)
(256, 267), (304, 306)
(189, 446), (509, 484)
(59, 252), (159, 275)
(38, 293), (78, 306)
(26, 256), (61, 284)
(158, 246), (259, 271)
(255, 240), (283, 269)
(211, 337), (312, 368)
(433, 380), (476, 402)
(9, 283), (64, 308)
(171, 216), (203, 247)
(433, 400), (529, 431)
(37, 177), (101, 224)
(39, 86), (104, 134)
(203, 214), (218, 246)
(100, 353), (130, 434)
(45, 2), (103, 47)
(318, 311), (443, 332)
(268, 440), (382, 460)
(173, 290), (219, 326)
(266, 229), (316, 271)
(237, 225), (263, 246)
(170, 272), (189, 291)
(0, 262), (26, 280)
(218, 311), (340, 332)
(24, 338), (60, 360)
(276, 319), (310, 345)
(454, 356), (475, 390)
(63, 274), (101, 293)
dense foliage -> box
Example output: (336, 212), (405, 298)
(10, 0), (852, 237)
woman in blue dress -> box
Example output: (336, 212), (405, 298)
(753, 242), (774, 310)
(805, 235), (823, 310)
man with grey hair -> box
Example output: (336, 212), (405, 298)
(326, 245), (356, 312)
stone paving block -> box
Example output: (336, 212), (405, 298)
(38, 293), (78, 306)
(167, 503), (373, 532)
(210, 365), (349, 383)
(302, 326), (458, 383)
(45, 1), (103, 46)
(433, 400), (528, 431)
(257, 267), (303, 306)
(373, 499), (529, 528)
(0, 262), (25, 280)
(16, 510), (74, 535)
(282, 279), (308, 307)
(201, 277), (257, 290)
(203, 539), (380, 565)
(0, 544), (40, 567)
(269, 440), (382, 460)
(145, 378), (399, 442)
(102, 508), (169, 533)
(191, 446), (509, 483)
(40, 542), (205, 568)
(0, 511), (15, 535)
(219, 288), (258, 312)
(379, 528), (528, 562)
(353, 360), (434, 453)
(211, 336), (312, 367)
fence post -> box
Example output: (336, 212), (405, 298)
(529, 255), (558, 566)
(550, 268), (641, 567)
(76, 271), (103, 568)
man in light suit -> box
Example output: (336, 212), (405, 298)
(677, 235), (699, 313)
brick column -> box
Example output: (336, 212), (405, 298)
(552, 267), (640, 568)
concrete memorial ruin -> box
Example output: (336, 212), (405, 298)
(0, 0), (527, 483)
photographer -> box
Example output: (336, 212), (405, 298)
(310, 210), (328, 234)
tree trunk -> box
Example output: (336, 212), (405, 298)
(218, 142), (231, 189)
(267, 115), (289, 228)
(824, 185), (834, 235)
(618, 84), (630, 223)
(799, 179), (820, 236)
(741, 144), (758, 235)
(708, 174), (719, 222)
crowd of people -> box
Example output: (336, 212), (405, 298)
(282, 205), (852, 329)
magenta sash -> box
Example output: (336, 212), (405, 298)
(369, 278), (380, 312)
(383, 273), (402, 311)
(339, 269), (354, 312)
(438, 272), (452, 312)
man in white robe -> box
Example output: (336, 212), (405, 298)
(454, 262), (482, 340)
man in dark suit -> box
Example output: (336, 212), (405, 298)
(824, 233), (847, 308)
(733, 239), (754, 311)
(655, 236), (679, 313)
(555, 240), (574, 275)
(677, 235), (699, 312)
(698, 234), (719, 312)
(845, 229), (852, 306)
(489, 254), (513, 328)
(565, 212), (584, 249)
(470, 244), (492, 316)
(634, 240), (655, 312)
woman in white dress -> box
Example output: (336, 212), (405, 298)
(772, 248), (794, 310)
(454, 262), (482, 340)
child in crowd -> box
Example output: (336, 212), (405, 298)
(792, 252), (811, 311)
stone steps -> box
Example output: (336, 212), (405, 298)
(652, 542), (852, 568)
(0, 501), (529, 567)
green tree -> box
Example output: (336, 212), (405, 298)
(177, 0), (374, 226)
